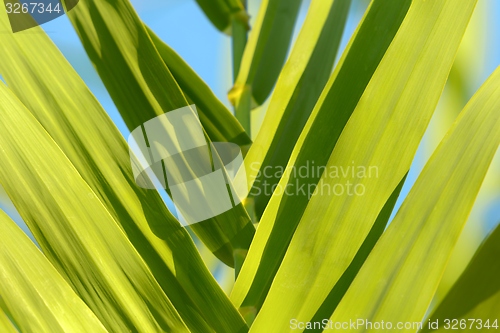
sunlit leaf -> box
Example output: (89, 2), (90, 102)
(0, 9), (248, 332)
(330, 65), (500, 332)
(66, 0), (255, 266)
(421, 222), (500, 333)
(229, 0), (303, 133)
(0, 209), (108, 333)
(0, 309), (17, 333)
(232, 0), (412, 313)
(194, 0), (248, 34)
(0, 82), (193, 332)
(306, 174), (407, 332)
(247, 0), (352, 217)
(146, 27), (252, 150)
(241, 0), (477, 330)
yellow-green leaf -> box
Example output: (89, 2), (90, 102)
(330, 65), (500, 332)
(194, 0), (248, 34)
(229, 0), (303, 132)
(0, 309), (17, 333)
(66, 0), (254, 266)
(0, 9), (247, 332)
(247, 0), (352, 218)
(146, 27), (252, 150)
(232, 0), (412, 313)
(242, 0), (477, 330)
(306, 174), (407, 332)
(0, 82), (192, 332)
(421, 223), (500, 333)
(0, 209), (108, 333)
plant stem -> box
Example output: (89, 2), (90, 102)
(232, 0), (248, 82)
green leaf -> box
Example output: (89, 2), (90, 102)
(66, 0), (254, 266)
(0, 309), (17, 333)
(247, 0), (352, 218)
(231, 0), (249, 81)
(239, 0), (478, 329)
(0, 210), (108, 333)
(0, 82), (192, 332)
(421, 223), (500, 333)
(330, 65), (500, 331)
(232, 0), (412, 313)
(146, 27), (252, 150)
(306, 174), (407, 332)
(0, 10), (247, 332)
(193, 0), (248, 34)
(229, 0), (303, 133)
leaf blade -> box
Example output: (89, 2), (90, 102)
(194, 0), (247, 34)
(330, 65), (500, 331)
(229, 0), (303, 132)
(0, 309), (17, 333)
(146, 27), (252, 149)
(245, 0), (478, 330)
(247, 0), (352, 218)
(66, 0), (255, 266)
(0, 210), (108, 333)
(232, 0), (412, 312)
(0, 9), (247, 331)
(0, 82), (193, 332)
(421, 223), (500, 333)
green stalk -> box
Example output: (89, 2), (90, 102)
(232, 0), (251, 136)
(232, 0), (249, 81)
